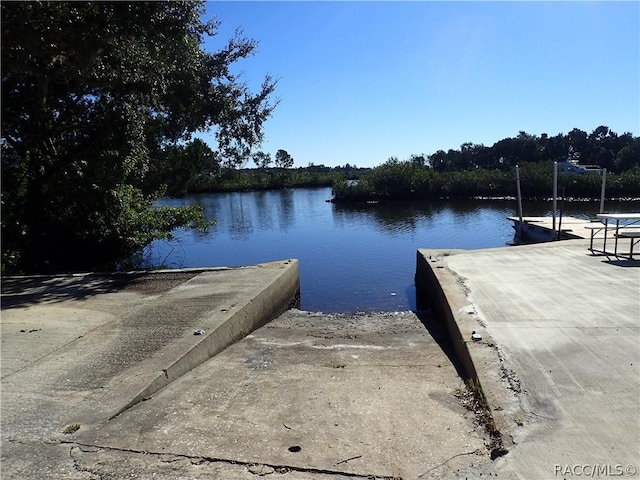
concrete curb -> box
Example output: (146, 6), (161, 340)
(111, 259), (300, 418)
(415, 249), (516, 454)
(415, 249), (478, 381)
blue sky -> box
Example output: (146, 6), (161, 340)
(202, 1), (639, 169)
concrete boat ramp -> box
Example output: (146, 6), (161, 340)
(2, 238), (639, 479)
(417, 238), (640, 479)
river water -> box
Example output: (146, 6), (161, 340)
(144, 187), (638, 313)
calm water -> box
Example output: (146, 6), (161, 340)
(144, 187), (638, 313)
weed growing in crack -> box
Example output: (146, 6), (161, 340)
(63, 423), (80, 434)
(455, 379), (508, 460)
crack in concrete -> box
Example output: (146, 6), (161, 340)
(518, 404), (555, 421)
(69, 445), (103, 480)
(65, 441), (403, 479)
(417, 449), (483, 479)
(484, 341), (522, 395)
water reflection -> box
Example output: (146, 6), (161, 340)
(253, 191), (274, 231)
(278, 189), (295, 232)
(332, 202), (424, 235)
(181, 190), (302, 240)
(331, 199), (516, 240)
(519, 199), (640, 219)
(228, 194), (254, 240)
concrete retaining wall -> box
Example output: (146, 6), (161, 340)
(415, 250), (480, 384)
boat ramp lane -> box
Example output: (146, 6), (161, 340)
(415, 243), (640, 479)
(3, 259), (497, 479)
(0, 262), (299, 440)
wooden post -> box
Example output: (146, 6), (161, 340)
(557, 187), (565, 240)
(516, 165), (523, 236)
(599, 168), (607, 214)
(552, 161), (558, 235)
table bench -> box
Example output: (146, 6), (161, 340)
(585, 223), (619, 253)
(615, 229), (640, 259)
(594, 213), (640, 259)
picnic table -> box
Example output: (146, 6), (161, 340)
(589, 213), (640, 259)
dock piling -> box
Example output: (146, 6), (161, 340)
(515, 165), (523, 236)
(552, 161), (558, 236)
(599, 168), (607, 214)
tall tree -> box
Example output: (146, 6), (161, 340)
(1, 1), (278, 273)
(252, 151), (272, 170)
(567, 128), (588, 158)
(274, 149), (294, 169)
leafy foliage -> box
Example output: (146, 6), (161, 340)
(1, 1), (277, 273)
(199, 165), (357, 193)
(145, 139), (220, 197)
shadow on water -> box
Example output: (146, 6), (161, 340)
(404, 283), (417, 312)
(0, 272), (199, 310)
(414, 308), (469, 381)
(332, 200), (439, 234)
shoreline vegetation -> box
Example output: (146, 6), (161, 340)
(168, 126), (639, 203)
(174, 162), (640, 203)
(329, 161), (640, 203)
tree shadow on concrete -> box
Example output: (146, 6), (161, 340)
(1, 272), (199, 309)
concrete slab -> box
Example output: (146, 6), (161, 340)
(1, 261), (298, 476)
(8, 235), (635, 480)
(416, 239), (640, 479)
(2, 260), (490, 480)
(75, 310), (486, 480)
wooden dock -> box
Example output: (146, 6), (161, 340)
(507, 215), (597, 242)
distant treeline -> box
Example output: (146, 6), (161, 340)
(332, 126), (640, 202)
(180, 164), (370, 195)
(426, 126), (638, 173)
(150, 125), (638, 199)
(145, 140), (370, 196)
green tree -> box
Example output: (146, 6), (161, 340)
(147, 139), (220, 196)
(567, 128), (588, 158)
(252, 151), (272, 170)
(1, 1), (278, 273)
(274, 149), (294, 169)
(614, 137), (640, 173)
(409, 154), (427, 167)
(428, 150), (448, 171)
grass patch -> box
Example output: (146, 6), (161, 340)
(62, 423), (80, 434)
